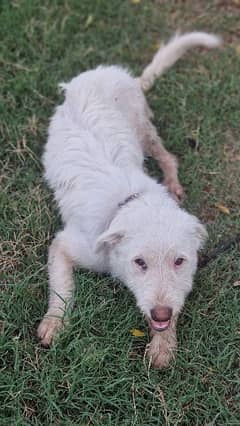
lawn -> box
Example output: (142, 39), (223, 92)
(1, 0), (240, 424)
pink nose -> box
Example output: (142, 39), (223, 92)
(150, 306), (173, 322)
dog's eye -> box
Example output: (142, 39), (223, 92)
(174, 257), (185, 266)
(134, 258), (147, 271)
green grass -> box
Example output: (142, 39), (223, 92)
(1, 0), (240, 424)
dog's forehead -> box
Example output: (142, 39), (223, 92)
(135, 211), (194, 240)
(128, 226), (192, 254)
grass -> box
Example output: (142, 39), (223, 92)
(1, 0), (240, 424)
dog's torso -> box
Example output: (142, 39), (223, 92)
(43, 65), (156, 255)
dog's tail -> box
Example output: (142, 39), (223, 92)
(139, 32), (222, 92)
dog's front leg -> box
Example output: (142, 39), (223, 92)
(146, 317), (178, 369)
(37, 232), (75, 347)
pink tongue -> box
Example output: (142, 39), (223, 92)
(151, 319), (170, 331)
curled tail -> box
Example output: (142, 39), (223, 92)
(139, 32), (222, 91)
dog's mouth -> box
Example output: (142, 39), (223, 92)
(150, 319), (170, 332)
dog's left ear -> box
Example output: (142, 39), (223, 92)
(95, 229), (124, 253)
(194, 221), (208, 250)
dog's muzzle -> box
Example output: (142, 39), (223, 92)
(150, 306), (173, 332)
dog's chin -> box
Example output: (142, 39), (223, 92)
(150, 319), (170, 332)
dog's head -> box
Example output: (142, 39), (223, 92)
(96, 196), (207, 332)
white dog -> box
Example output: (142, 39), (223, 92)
(38, 32), (221, 368)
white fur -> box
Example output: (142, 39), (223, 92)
(38, 32), (220, 367)
(140, 32), (221, 90)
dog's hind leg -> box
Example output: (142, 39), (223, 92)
(142, 122), (184, 202)
(37, 231), (76, 347)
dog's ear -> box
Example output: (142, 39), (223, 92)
(194, 222), (208, 250)
(95, 229), (124, 253)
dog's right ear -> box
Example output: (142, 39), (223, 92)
(95, 229), (124, 253)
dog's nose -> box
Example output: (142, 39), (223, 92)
(150, 306), (173, 322)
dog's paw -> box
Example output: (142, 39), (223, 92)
(146, 343), (174, 369)
(146, 331), (177, 369)
(164, 179), (185, 204)
(37, 316), (63, 347)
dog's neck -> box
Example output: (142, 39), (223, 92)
(105, 192), (142, 234)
